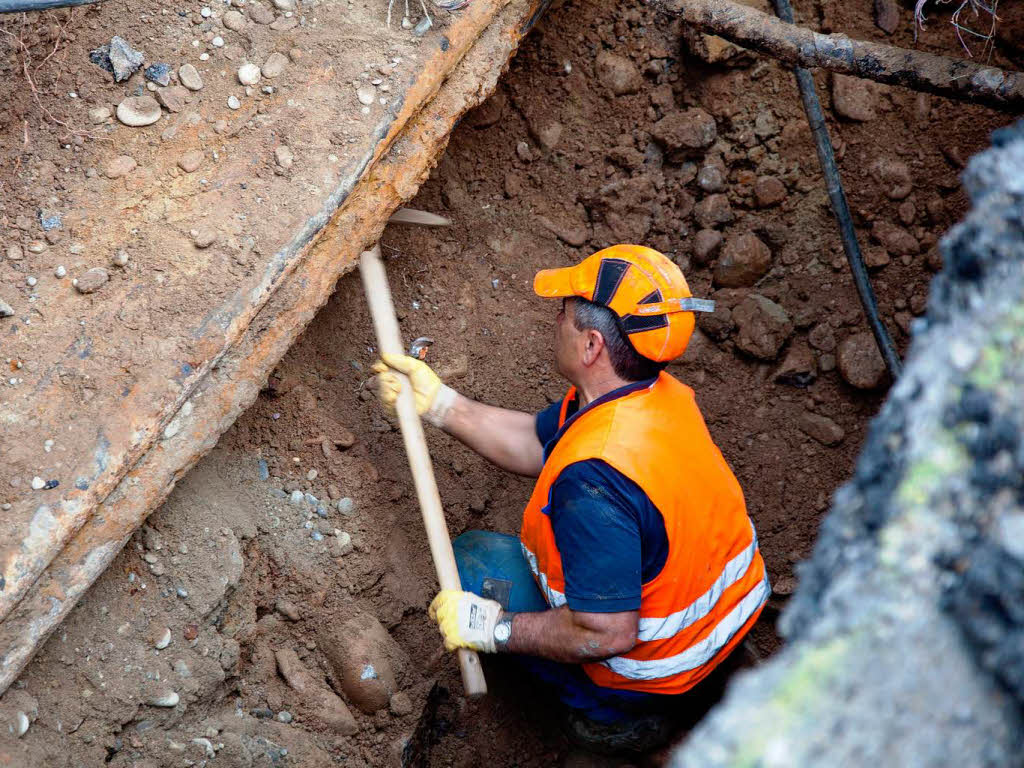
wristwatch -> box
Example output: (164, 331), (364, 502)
(493, 614), (514, 650)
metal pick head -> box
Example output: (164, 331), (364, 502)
(409, 336), (435, 359)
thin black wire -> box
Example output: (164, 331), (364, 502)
(771, 0), (903, 380)
(0, 0), (99, 12)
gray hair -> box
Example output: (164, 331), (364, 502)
(571, 298), (667, 382)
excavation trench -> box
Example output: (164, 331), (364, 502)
(2, 0), (1018, 763)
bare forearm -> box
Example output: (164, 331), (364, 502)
(502, 607), (637, 663)
(441, 392), (544, 476)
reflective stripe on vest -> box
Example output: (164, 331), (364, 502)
(521, 542), (567, 608)
(600, 570), (770, 681)
(636, 525), (760, 642)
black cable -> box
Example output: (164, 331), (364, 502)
(771, 0), (903, 381)
(1, 0), (100, 12)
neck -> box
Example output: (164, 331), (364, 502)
(575, 370), (634, 408)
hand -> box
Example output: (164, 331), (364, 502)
(428, 590), (502, 653)
(371, 353), (455, 427)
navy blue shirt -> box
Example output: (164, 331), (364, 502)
(534, 381), (669, 613)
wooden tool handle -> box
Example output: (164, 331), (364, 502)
(359, 245), (487, 699)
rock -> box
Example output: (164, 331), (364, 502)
(212, 35), (225, 47)
(356, 86), (376, 106)
(538, 215), (588, 247)
(337, 497), (355, 516)
(6, 245), (23, 261)
(270, 15), (299, 30)
(732, 294), (793, 360)
(871, 159), (913, 200)
(192, 226), (218, 248)
(754, 176), (787, 208)
(112, 250), (129, 267)
(692, 229), (723, 265)
(74, 268), (109, 294)
(179, 63), (204, 91)
(774, 342), (817, 386)
(874, 0), (900, 34)
(276, 599), (302, 621)
(116, 96), (161, 127)
(714, 233), (772, 287)
(154, 627), (172, 649)
(178, 150), (204, 173)
(863, 247), (890, 269)
(227, 95), (241, 110)
(223, 9), (246, 29)
(808, 323), (837, 352)
(837, 332), (887, 389)
(798, 411), (845, 445)
(329, 531), (353, 558)
(650, 108), (717, 159)
(535, 122), (563, 150)
(321, 614), (402, 713)
(89, 106), (111, 124)
(103, 155), (137, 179)
(248, 2), (275, 23)
(831, 74), (876, 121)
(697, 165), (726, 193)
(26, 241), (46, 254)
(594, 51), (642, 96)
(144, 63), (171, 86)
(262, 52), (288, 78)
(872, 220), (920, 255)
(273, 0), (295, 9)
(147, 691), (180, 707)
(275, 649), (358, 734)
(157, 86), (189, 113)
(0, 300), (14, 318)
(90, 36), (144, 82)
(275, 145), (294, 169)
(238, 63), (261, 86)
(389, 692), (413, 716)
(694, 194), (734, 229)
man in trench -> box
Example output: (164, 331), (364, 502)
(373, 245), (769, 753)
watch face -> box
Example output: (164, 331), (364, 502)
(494, 622), (511, 642)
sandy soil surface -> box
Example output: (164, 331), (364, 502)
(1, 0), (1019, 764)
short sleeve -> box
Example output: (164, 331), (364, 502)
(547, 461), (643, 613)
(535, 400), (563, 447)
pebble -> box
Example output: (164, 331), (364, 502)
(337, 497), (355, 516)
(89, 106), (111, 124)
(304, 492), (318, 506)
(356, 86), (375, 106)
(262, 51), (288, 78)
(275, 144), (294, 169)
(258, 458), (270, 480)
(277, 710), (293, 723)
(273, 0), (295, 9)
(773, 342), (817, 386)
(697, 165), (726, 193)
(201, 5), (212, 16)
(212, 36), (225, 47)
(389, 692), (413, 716)
(116, 96), (161, 127)
(178, 150), (204, 173)
(26, 240), (47, 255)
(798, 411), (845, 445)
(732, 294), (793, 361)
(112, 250), (129, 267)
(238, 63), (261, 85)
(651, 108), (717, 159)
(330, 531), (353, 557)
(694, 193), (734, 229)
(270, 15), (298, 30)
(276, 599), (302, 621)
(157, 85), (190, 113)
(713, 233), (772, 287)
(227, 94), (241, 110)
(837, 333), (887, 389)
(6, 245), (24, 261)
(191, 226), (218, 248)
(248, 2), (275, 23)
(594, 50), (642, 96)
(0, 300), (14, 318)
(223, 9), (246, 29)
(179, 63), (204, 91)
(306, 469), (317, 481)
(26, 276), (37, 287)
(144, 62), (172, 86)
(832, 74), (877, 121)
(289, 490), (304, 506)
(103, 155), (137, 179)
(14, 711), (30, 738)
(73, 268), (109, 294)
(311, 531), (324, 541)
(692, 229), (723, 265)
(754, 176), (787, 208)
(147, 691), (180, 707)
(176, 587), (189, 598)
(154, 627), (172, 649)
(31, 477), (45, 490)
(95, 35), (144, 82)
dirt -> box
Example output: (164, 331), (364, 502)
(1, 0), (1019, 764)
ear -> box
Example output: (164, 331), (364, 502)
(581, 329), (606, 367)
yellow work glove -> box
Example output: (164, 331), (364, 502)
(428, 590), (502, 653)
(371, 353), (456, 427)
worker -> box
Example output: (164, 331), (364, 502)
(372, 245), (769, 752)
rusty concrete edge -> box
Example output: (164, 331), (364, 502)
(0, 0), (513, 626)
(0, 0), (546, 697)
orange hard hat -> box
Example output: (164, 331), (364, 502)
(533, 244), (714, 362)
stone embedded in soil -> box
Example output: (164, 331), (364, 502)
(594, 51), (642, 96)
(147, 691), (180, 707)
(874, 0), (900, 34)
(89, 106), (111, 124)
(692, 229), (723, 265)
(808, 322), (837, 352)
(144, 63), (172, 87)
(0, 300), (14, 318)
(872, 158), (913, 200)
(694, 193), (734, 229)
(329, 531), (353, 558)
(321, 614), (402, 714)
(538, 215), (588, 247)
(837, 332), (887, 389)
(831, 74), (877, 121)
(103, 155), (137, 179)
(754, 176), (787, 208)
(248, 2), (275, 23)
(238, 63), (261, 86)
(271, 15), (299, 31)
(223, 9), (247, 29)
(275, 648), (358, 734)
(697, 165), (726, 193)
(6, 245), (23, 261)
(714, 233), (772, 287)
(262, 52), (289, 79)
(192, 226), (218, 248)
(154, 627), (172, 649)
(227, 95), (242, 110)
(798, 411), (845, 445)
(178, 150), (204, 173)
(651, 108), (717, 160)
(157, 86), (190, 113)
(73, 268), (109, 294)
(872, 220), (919, 255)
(356, 86), (376, 106)
(179, 63), (204, 91)
(116, 96), (161, 127)
(773, 342), (817, 386)
(90, 36), (144, 82)
(732, 294), (793, 361)
(112, 250), (129, 268)
(276, 599), (302, 621)
(275, 145), (294, 169)
(389, 692), (413, 716)
(863, 247), (890, 269)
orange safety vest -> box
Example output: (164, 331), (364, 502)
(520, 371), (769, 694)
